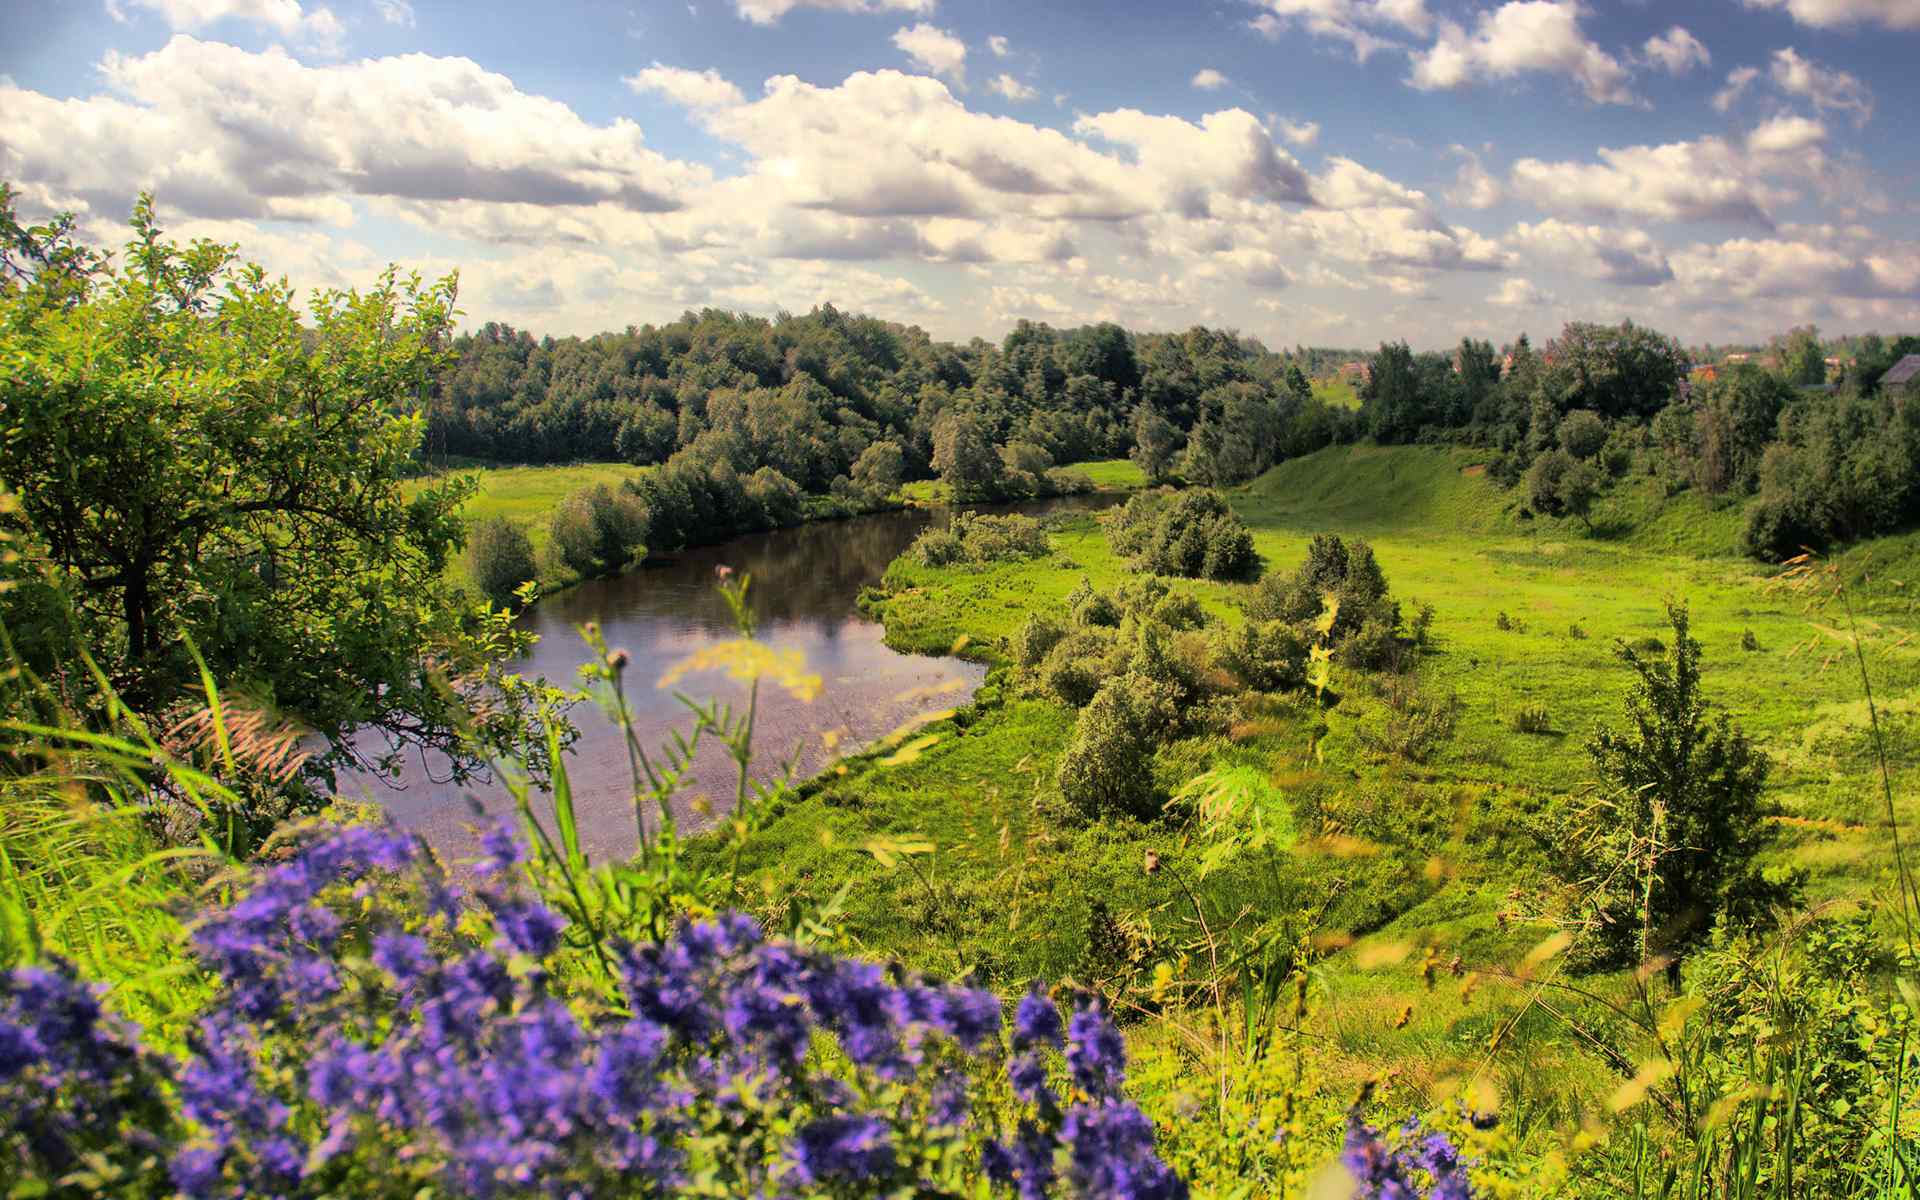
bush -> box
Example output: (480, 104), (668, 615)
(1067, 579), (1121, 628)
(1041, 466), (1095, 496)
(1526, 449), (1602, 530)
(1568, 622), (1588, 640)
(1556, 409), (1607, 459)
(1011, 613), (1066, 668)
(1038, 629), (1120, 707)
(1105, 491), (1256, 581)
(909, 512), (1050, 567)
(1509, 703), (1553, 734)
(1211, 620), (1308, 692)
(1244, 534), (1400, 653)
(546, 483), (648, 578)
(467, 517), (538, 607)
(1056, 676), (1159, 819)
(1741, 629), (1760, 652)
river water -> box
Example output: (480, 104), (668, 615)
(337, 497), (1111, 866)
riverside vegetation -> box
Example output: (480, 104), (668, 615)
(5, 192), (1920, 1197)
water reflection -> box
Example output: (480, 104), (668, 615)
(335, 495), (1115, 866)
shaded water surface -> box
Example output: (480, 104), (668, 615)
(338, 497), (1113, 865)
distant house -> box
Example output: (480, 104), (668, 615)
(1884, 354), (1920, 389)
(1724, 352), (1752, 365)
(1338, 360), (1371, 386)
(1691, 364), (1719, 385)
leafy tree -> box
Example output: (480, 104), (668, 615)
(1526, 450), (1602, 530)
(1056, 675), (1158, 819)
(850, 438), (906, 495)
(1243, 533), (1402, 666)
(930, 410), (1002, 499)
(1569, 603), (1791, 970)
(1545, 320), (1686, 421)
(1107, 491), (1256, 581)
(1556, 409), (1607, 460)
(0, 194), (553, 782)
(467, 517), (538, 608)
(1691, 365), (1792, 495)
(1777, 324), (1826, 386)
(1362, 341), (1424, 443)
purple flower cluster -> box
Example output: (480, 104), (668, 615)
(5, 821), (1192, 1199)
(1341, 1112), (1476, 1200)
(1, 958), (174, 1190)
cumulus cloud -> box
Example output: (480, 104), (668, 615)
(1, 37), (705, 224)
(1740, 0), (1920, 30)
(1192, 68), (1229, 90)
(1490, 277), (1549, 307)
(1711, 65), (1760, 112)
(1507, 219), (1673, 285)
(1642, 26), (1709, 75)
(1408, 2), (1634, 105)
(732, 0), (933, 25)
(1077, 107), (1316, 212)
(1509, 136), (1786, 227)
(1247, 0), (1433, 62)
(1769, 47), (1873, 125)
(988, 34), (1010, 56)
(1667, 234), (1920, 303)
(111, 0), (344, 52)
(373, 0), (414, 24)
(626, 63), (745, 109)
(987, 74), (1036, 101)
(1276, 117), (1320, 146)
(892, 23), (967, 83)
(1746, 113), (1826, 156)
(1445, 145), (1501, 209)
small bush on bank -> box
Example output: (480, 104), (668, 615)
(1211, 620), (1308, 692)
(909, 512), (1051, 567)
(1509, 703), (1554, 734)
(467, 516), (538, 606)
(1104, 491), (1257, 581)
(1056, 676), (1159, 819)
(546, 483), (648, 578)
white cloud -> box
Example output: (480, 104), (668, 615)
(1192, 68), (1229, 90)
(1740, 0), (1920, 31)
(987, 74), (1037, 101)
(1276, 117), (1320, 147)
(1445, 145), (1501, 209)
(1509, 137), (1784, 227)
(626, 63), (746, 109)
(892, 23), (967, 84)
(1666, 234), (1920, 303)
(1408, 2), (1634, 105)
(112, 0), (344, 52)
(1490, 277), (1549, 307)
(2, 37), (706, 224)
(1507, 219), (1673, 285)
(1746, 113), (1826, 156)
(732, 0), (933, 24)
(1642, 26), (1709, 75)
(1711, 65), (1760, 112)
(1769, 47), (1873, 125)
(1247, 0), (1433, 61)
(988, 34), (1010, 56)
(1077, 107), (1316, 212)
(373, 0), (414, 25)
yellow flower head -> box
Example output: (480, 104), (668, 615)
(657, 639), (822, 702)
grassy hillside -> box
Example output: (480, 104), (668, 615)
(702, 442), (1920, 1179)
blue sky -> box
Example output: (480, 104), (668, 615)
(4, 0), (1918, 348)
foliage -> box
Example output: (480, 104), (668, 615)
(1508, 703), (1553, 734)
(1104, 491), (1257, 581)
(1056, 676), (1159, 820)
(910, 512), (1052, 568)
(1130, 405), (1181, 483)
(1742, 387), (1920, 558)
(1558, 602), (1793, 970)
(1555, 410), (1607, 461)
(932, 411), (1006, 501)
(1243, 533), (1409, 670)
(466, 517), (539, 607)
(0, 192), (554, 785)
(545, 483), (649, 579)
(1525, 450), (1602, 530)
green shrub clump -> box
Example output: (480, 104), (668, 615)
(467, 517), (539, 607)
(1243, 534), (1408, 670)
(909, 512), (1050, 567)
(1211, 620), (1308, 692)
(1056, 675), (1159, 819)
(1104, 490), (1256, 581)
(546, 483), (648, 578)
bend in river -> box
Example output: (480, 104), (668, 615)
(336, 496), (1115, 865)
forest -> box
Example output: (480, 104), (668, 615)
(7, 189), (1920, 1200)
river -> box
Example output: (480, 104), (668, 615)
(336, 496), (1114, 866)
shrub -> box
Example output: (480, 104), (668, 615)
(1509, 703), (1553, 734)
(909, 513), (1050, 567)
(1068, 579), (1121, 628)
(468, 517), (538, 607)
(1056, 677), (1159, 819)
(1526, 449), (1602, 530)
(1212, 620), (1308, 692)
(1244, 534), (1401, 654)
(546, 483), (648, 578)
(1041, 467), (1095, 496)
(1038, 630), (1120, 707)
(1568, 623), (1588, 640)
(1563, 603), (1794, 971)
(1741, 629), (1760, 652)
(1359, 686), (1461, 763)
(1106, 491), (1256, 581)
(1011, 613), (1066, 668)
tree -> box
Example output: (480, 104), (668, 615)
(930, 410), (1002, 499)
(1545, 320), (1687, 420)
(468, 518), (538, 608)
(1056, 676), (1158, 819)
(1527, 449), (1602, 531)
(0, 193), (549, 780)
(1777, 324), (1826, 386)
(1128, 404), (1181, 483)
(850, 439), (905, 495)
(1362, 341), (1425, 443)
(1569, 603), (1791, 970)
(1556, 409), (1607, 460)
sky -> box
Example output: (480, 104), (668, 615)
(3, 0), (1918, 349)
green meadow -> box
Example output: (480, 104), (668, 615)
(706, 443), (1920, 1162)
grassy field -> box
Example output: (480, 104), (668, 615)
(408, 462), (648, 558)
(1311, 375), (1362, 409)
(897, 457), (1147, 506)
(701, 442), (1920, 1162)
